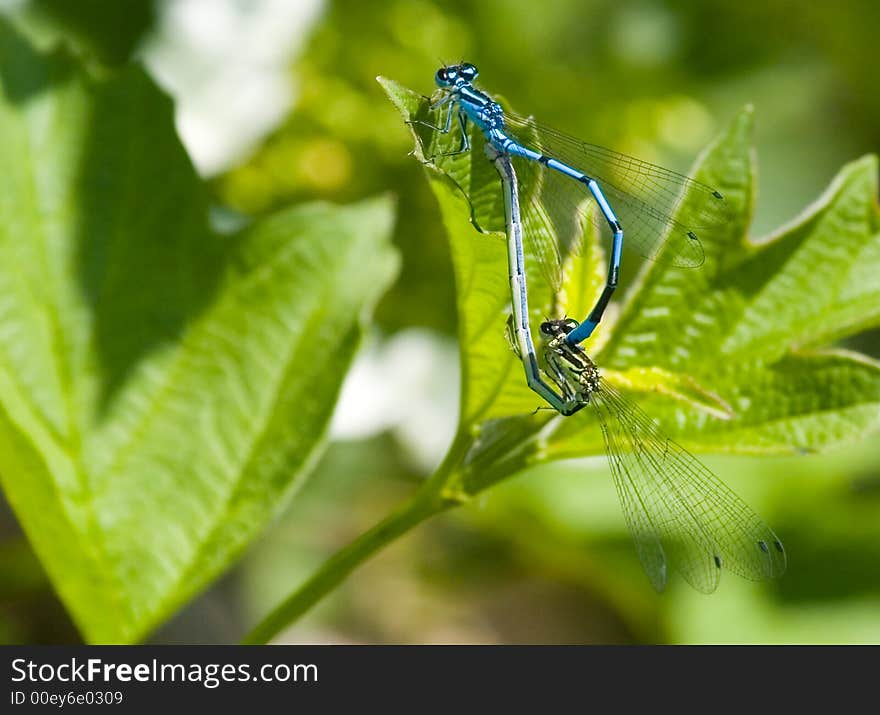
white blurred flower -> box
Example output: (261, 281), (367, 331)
(331, 329), (460, 472)
(141, 0), (324, 175)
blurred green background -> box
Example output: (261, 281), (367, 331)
(1, 0), (879, 643)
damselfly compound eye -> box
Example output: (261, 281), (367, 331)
(460, 63), (478, 80)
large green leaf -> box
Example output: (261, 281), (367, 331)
(380, 77), (880, 483)
(0, 23), (398, 643)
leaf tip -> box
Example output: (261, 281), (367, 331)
(729, 104), (756, 135)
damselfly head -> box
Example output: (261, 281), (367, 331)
(539, 318), (579, 342)
(435, 62), (479, 87)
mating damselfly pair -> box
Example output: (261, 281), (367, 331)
(407, 62), (785, 592)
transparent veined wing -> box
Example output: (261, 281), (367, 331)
(590, 380), (786, 592)
(505, 111), (734, 270)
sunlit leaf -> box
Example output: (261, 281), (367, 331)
(0, 23), (398, 643)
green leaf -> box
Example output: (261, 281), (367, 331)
(3, 0), (156, 66)
(558, 111), (880, 457)
(0, 22), (398, 643)
(380, 77), (880, 473)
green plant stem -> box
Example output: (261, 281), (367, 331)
(241, 431), (471, 644)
